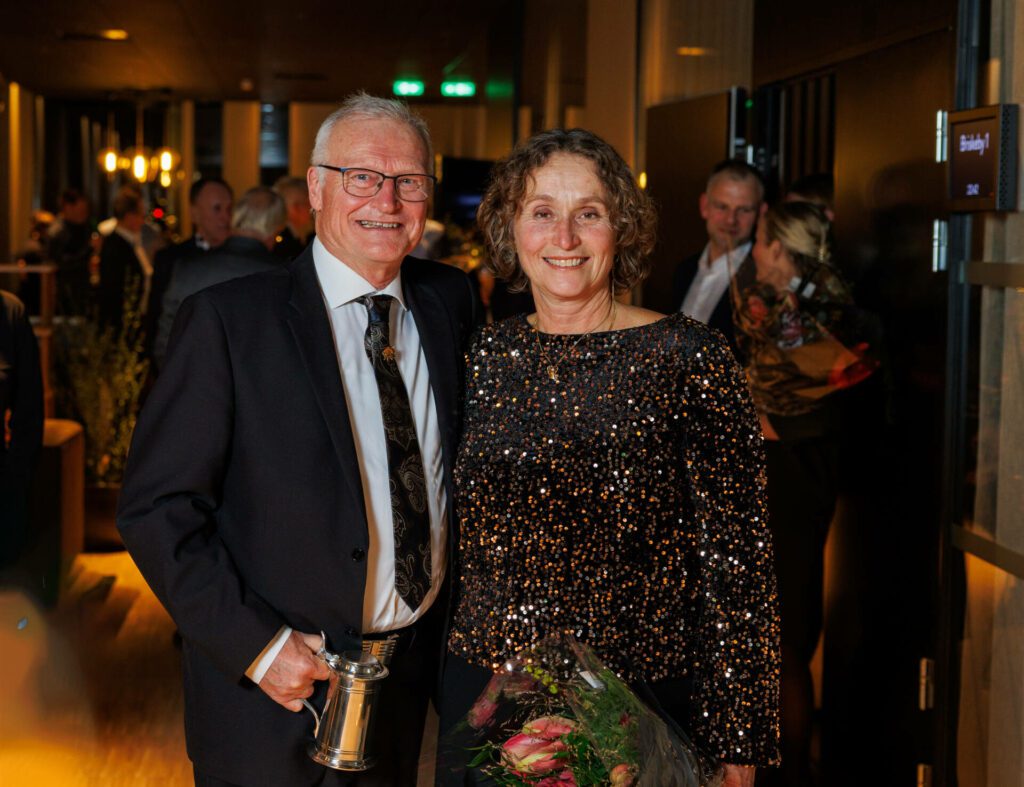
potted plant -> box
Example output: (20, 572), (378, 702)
(54, 281), (148, 549)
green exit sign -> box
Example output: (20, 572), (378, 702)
(441, 81), (476, 98)
(393, 80), (425, 97)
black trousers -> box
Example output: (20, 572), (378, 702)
(197, 601), (443, 787)
(758, 436), (840, 787)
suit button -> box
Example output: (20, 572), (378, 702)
(351, 547), (365, 562)
(345, 626), (358, 637)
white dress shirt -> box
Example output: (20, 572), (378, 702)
(247, 238), (447, 682)
(114, 225), (154, 313)
(679, 240), (752, 324)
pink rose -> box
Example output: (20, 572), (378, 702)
(523, 715), (577, 739)
(501, 732), (568, 774)
(610, 763), (637, 786)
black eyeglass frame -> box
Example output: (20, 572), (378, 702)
(315, 164), (436, 202)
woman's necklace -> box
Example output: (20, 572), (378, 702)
(533, 299), (617, 383)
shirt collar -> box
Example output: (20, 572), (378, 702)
(312, 237), (406, 310)
(701, 239), (752, 270)
(115, 225), (142, 246)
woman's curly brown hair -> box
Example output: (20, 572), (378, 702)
(476, 128), (657, 295)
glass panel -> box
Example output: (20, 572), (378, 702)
(958, 284), (1024, 784)
(957, 554), (1024, 784)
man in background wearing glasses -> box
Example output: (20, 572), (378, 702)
(118, 93), (477, 786)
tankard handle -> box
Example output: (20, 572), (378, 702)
(300, 631), (333, 736)
(302, 699), (322, 736)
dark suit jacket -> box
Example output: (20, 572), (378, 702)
(0, 290), (43, 563)
(153, 236), (282, 368)
(145, 236), (209, 359)
(97, 231), (141, 329)
(117, 247), (476, 784)
(672, 248), (756, 360)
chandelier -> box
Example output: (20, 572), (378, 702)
(97, 104), (181, 187)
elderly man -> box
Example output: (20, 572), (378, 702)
(673, 159), (765, 354)
(272, 175), (315, 260)
(118, 94), (476, 786)
(153, 186), (285, 368)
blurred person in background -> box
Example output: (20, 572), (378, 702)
(97, 188), (151, 330)
(145, 178), (233, 356)
(0, 289), (43, 569)
(48, 189), (96, 316)
(272, 175), (314, 261)
(734, 201), (878, 787)
(154, 186), (286, 368)
(673, 160), (765, 356)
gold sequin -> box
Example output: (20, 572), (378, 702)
(448, 313), (780, 764)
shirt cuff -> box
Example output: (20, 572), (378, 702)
(246, 625), (293, 684)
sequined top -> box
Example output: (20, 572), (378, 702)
(447, 313), (780, 765)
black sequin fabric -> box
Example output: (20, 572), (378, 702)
(448, 312), (781, 764)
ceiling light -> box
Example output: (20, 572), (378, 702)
(676, 46), (713, 57)
(99, 29), (129, 41)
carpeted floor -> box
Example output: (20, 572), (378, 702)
(1, 551), (437, 786)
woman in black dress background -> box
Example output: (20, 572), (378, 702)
(439, 130), (780, 787)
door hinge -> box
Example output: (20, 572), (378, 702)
(919, 657), (935, 710)
(932, 220), (948, 273)
(936, 110), (948, 162)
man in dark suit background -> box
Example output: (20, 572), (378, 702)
(144, 177), (233, 358)
(97, 188), (151, 330)
(153, 186), (285, 368)
(672, 160), (764, 353)
(117, 93), (476, 786)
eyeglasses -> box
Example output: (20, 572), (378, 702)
(315, 165), (436, 202)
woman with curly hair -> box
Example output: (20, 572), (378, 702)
(439, 129), (781, 787)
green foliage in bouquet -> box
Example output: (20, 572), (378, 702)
(449, 638), (710, 786)
(54, 281), (149, 486)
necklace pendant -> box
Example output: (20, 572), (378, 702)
(547, 365), (559, 382)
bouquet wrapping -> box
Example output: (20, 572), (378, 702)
(440, 637), (722, 786)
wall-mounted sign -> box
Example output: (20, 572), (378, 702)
(948, 104), (1018, 212)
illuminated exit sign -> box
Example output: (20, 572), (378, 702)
(441, 81), (476, 98)
(392, 80), (425, 97)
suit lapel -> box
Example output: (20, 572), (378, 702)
(401, 260), (460, 476)
(285, 250), (368, 525)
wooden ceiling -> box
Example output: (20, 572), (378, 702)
(0, 0), (521, 103)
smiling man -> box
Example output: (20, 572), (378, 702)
(117, 93), (476, 786)
(672, 160), (765, 355)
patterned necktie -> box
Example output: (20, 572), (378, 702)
(362, 294), (432, 611)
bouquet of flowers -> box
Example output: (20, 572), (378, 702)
(441, 637), (721, 786)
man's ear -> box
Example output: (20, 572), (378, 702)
(307, 168), (323, 211)
(759, 202), (768, 217)
(699, 192), (709, 219)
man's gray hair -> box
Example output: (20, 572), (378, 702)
(310, 92), (433, 182)
(232, 186), (286, 238)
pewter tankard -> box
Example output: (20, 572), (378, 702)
(302, 635), (389, 771)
